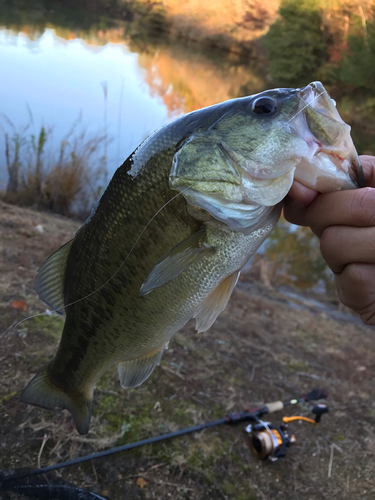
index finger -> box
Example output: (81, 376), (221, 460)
(359, 155), (375, 188)
(305, 187), (375, 238)
(284, 155), (375, 228)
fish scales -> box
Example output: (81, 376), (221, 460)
(55, 149), (194, 384)
(21, 82), (363, 434)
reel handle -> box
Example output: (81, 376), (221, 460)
(312, 404), (329, 423)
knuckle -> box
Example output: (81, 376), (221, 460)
(360, 309), (375, 326)
(335, 264), (366, 307)
(336, 264), (375, 324)
(320, 226), (339, 248)
(343, 263), (367, 288)
(320, 226), (342, 263)
(350, 188), (375, 226)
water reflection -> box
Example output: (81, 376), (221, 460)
(0, 23), (271, 192)
(264, 218), (335, 295)
(0, 28), (173, 187)
(138, 45), (264, 113)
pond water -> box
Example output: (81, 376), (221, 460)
(0, 7), (373, 298)
(0, 27), (175, 188)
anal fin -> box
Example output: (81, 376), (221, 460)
(193, 271), (240, 333)
(118, 343), (168, 388)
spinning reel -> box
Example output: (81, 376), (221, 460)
(245, 403), (329, 462)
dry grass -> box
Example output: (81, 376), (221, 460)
(2, 117), (108, 218)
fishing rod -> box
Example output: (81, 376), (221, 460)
(1, 388), (328, 490)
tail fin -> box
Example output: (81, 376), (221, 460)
(20, 366), (93, 435)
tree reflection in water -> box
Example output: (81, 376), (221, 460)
(261, 218), (336, 296)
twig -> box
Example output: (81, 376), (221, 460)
(328, 443), (334, 478)
(160, 365), (185, 379)
(95, 387), (118, 396)
(37, 433), (49, 469)
(250, 365), (256, 382)
(331, 442), (343, 453)
(126, 463), (166, 478)
(0, 320), (18, 339)
(49, 436), (64, 457)
(146, 463), (165, 473)
(296, 372), (321, 380)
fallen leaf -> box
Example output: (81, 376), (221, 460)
(11, 300), (27, 312)
(136, 477), (147, 489)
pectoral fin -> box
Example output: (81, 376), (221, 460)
(193, 271), (240, 333)
(118, 343), (168, 388)
(140, 228), (213, 296)
(34, 239), (73, 315)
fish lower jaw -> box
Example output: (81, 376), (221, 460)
(315, 147), (344, 163)
(294, 152), (357, 192)
(314, 145), (363, 187)
(296, 126), (362, 190)
(177, 185), (280, 234)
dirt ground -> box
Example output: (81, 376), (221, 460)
(0, 201), (374, 500)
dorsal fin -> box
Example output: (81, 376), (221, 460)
(34, 239), (73, 315)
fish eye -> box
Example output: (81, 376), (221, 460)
(251, 97), (278, 117)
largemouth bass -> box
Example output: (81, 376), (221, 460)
(21, 82), (363, 434)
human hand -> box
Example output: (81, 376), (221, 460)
(284, 155), (375, 325)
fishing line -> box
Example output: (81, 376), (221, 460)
(283, 88), (326, 128)
(6, 183), (200, 333)
(6, 87), (327, 334)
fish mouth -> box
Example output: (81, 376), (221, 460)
(292, 82), (365, 190)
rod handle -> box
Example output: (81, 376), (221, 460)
(266, 401), (284, 413)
